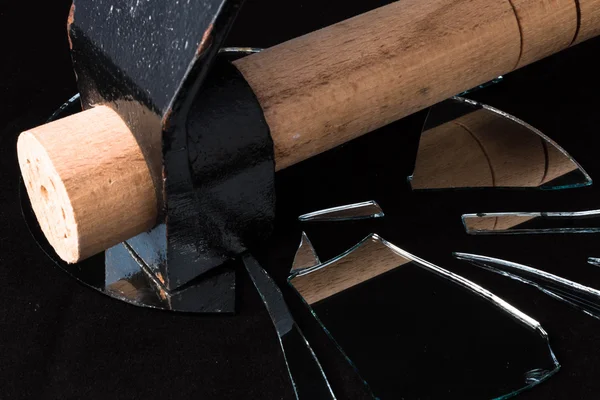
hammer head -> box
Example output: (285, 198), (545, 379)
(26, 0), (276, 311)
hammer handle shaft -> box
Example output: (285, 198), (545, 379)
(235, 0), (597, 169)
(18, 0), (600, 263)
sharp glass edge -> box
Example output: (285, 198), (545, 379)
(242, 254), (336, 400)
(455, 252), (600, 321)
(289, 233), (560, 398)
(220, 47), (262, 54)
(588, 258), (600, 267)
(462, 209), (600, 235)
(46, 93), (81, 122)
(292, 233), (540, 331)
(290, 232), (321, 273)
(458, 75), (504, 95)
(456, 97), (593, 188)
(298, 200), (384, 222)
(409, 96), (592, 190)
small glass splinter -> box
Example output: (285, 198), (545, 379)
(291, 232), (321, 273)
(289, 234), (559, 399)
(410, 97), (591, 190)
(462, 209), (600, 235)
(242, 254), (335, 400)
(298, 201), (384, 222)
(455, 252), (600, 320)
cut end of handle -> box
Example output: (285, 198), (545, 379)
(18, 131), (80, 263)
(17, 105), (159, 264)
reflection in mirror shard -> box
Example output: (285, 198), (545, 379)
(298, 201), (384, 222)
(242, 254), (335, 400)
(291, 232), (321, 273)
(409, 97), (591, 190)
(289, 234), (559, 399)
(456, 253), (600, 320)
(107, 242), (237, 313)
(463, 210), (600, 235)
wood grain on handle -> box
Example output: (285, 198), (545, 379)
(510, 0), (578, 68)
(410, 108), (578, 189)
(574, 0), (600, 44)
(18, 106), (157, 263)
(234, 0), (521, 169)
(18, 0), (600, 263)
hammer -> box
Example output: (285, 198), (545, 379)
(17, 0), (600, 269)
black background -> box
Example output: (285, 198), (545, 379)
(3, 1), (600, 399)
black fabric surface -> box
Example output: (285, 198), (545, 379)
(3, 1), (600, 399)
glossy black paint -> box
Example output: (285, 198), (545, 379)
(21, 173), (236, 312)
(166, 58), (275, 288)
(69, 0), (275, 300)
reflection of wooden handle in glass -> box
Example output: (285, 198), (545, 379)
(291, 237), (403, 305)
(18, 0), (600, 263)
(411, 108), (578, 189)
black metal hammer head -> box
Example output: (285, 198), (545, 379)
(66, 0), (276, 310)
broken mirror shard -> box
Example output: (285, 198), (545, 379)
(242, 254), (335, 400)
(298, 201), (384, 222)
(463, 209), (600, 235)
(289, 234), (559, 399)
(291, 232), (321, 273)
(20, 156), (235, 312)
(455, 253), (600, 321)
(588, 258), (600, 267)
(409, 97), (591, 190)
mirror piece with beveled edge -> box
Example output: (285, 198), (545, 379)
(409, 97), (591, 190)
(456, 253), (600, 320)
(298, 201), (384, 222)
(243, 254), (335, 400)
(462, 209), (600, 235)
(291, 232), (321, 273)
(289, 234), (559, 399)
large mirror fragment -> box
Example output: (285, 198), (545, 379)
(289, 234), (559, 399)
(456, 253), (600, 321)
(410, 97), (591, 190)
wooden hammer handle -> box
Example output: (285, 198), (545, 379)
(18, 0), (600, 263)
(235, 0), (596, 169)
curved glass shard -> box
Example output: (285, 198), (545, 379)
(298, 201), (384, 222)
(459, 75), (504, 95)
(455, 253), (600, 320)
(242, 254), (335, 400)
(463, 209), (600, 235)
(289, 234), (559, 399)
(588, 257), (600, 268)
(291, 232), (321, 273)
(409, 97), (591, 190)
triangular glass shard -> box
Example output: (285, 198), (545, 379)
(291, 232), (321, 273)
(455, 253), (600, 321)
(243, 254), (335, 399)
(289, 234), (559, 399)
(298, 201), (384, 222)
(409, 97), (591, 190)
(462, 209), (600, 234)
